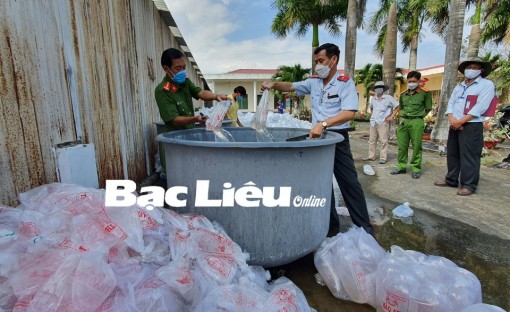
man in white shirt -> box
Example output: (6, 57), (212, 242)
(363, 81), (399, 164)
(434, 58), (496, 196)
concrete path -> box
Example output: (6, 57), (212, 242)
(349, 122), (510, 240)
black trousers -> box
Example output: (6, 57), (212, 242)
(445, 122), (483, 191)
(329, 132), (374, 235)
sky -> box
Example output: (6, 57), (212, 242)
(163, 0), (473, 74)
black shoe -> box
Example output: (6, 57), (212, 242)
(327, 227), (340, 237)
(412, 172), (421, 179)
(390, 169), (406, 175)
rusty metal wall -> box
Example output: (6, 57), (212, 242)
(0, 0), (204, 206)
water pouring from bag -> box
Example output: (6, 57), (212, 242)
(205, 101), (235, 142)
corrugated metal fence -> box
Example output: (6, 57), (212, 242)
(0, 0), (203, 206)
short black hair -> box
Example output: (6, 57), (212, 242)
(407, 71), (421, 80)
(233, 86), (247, 95)
(161, 48), (184, 68)
(314, 43), (340, 61)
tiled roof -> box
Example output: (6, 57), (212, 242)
(228, 69), (279, 74)
(226, 68), (347, 75)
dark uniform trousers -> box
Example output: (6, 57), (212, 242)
(329, 131), (374, 235)
(445, 122), (483, 192)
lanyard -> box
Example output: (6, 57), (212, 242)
(458, 82), (476, 99)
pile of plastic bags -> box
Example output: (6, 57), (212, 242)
(314, 227), (505, 312)
(239, 111), (312, 129)
(0, 183), (313, 312)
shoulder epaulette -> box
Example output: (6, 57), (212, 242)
(337, 75), (351, 82)
(420, 87), (429, 92)
(400, 90), (407, 95)
(310, 74), (320, 78)
(163, 82), (171, 91)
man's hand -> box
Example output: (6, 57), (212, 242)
(449, 119), (463, 130)
(195, 114), (206, 125)
(261, 81), (274, 91)
(385, 116), (393, 122)
(309, 123), (324, 139)
(215, 93), (229, 102)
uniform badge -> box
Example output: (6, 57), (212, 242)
(163, 82), (171, 91)
(337, 75), (351, 82)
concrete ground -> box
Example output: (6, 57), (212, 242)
(350, 122), (510, 240)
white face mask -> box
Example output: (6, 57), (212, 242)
(315, 64), (331, 79)
(408, 82), (419, 90)
(374, 88), (384, 95)
(464, 69), (481, 80)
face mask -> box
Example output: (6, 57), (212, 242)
(315, 64), (331, 79)
(408, 82), (419, 90)
(464, 69), (481, 80)
(374, 88), (384, 95)
(171, 69), (187, 84)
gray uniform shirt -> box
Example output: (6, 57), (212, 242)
(293, 73), (358, 130)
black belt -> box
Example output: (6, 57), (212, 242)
(401, 116), (423, 119)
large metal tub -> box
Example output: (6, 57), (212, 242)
(156, 127), (342, 267)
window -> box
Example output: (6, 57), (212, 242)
(238, 95), (248, 109)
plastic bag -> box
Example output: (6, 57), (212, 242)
(250, 90), (270, 130)
(376, 246), (482, 312)
(155, 258), (193, 296)
(459, 303), (506, 312)
(314, 226), (385, 307)
(206, 101), (232, 132)
(0, 276), (16, 311)
(263, 277), (313, 312)
(392, 202), (414, 224)
(134, 275), (185, 312)
(193, 284), (268, 312)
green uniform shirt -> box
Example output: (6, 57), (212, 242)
(155, 76), (202, 131)
(399, 87), (432, 117)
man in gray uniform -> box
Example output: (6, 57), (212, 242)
(262, 43), (374, 236)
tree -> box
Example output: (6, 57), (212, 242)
(271, 0), (348, 71)
(403, 0), (428, 70)
(431, 0), (467, 145)
(370, 0), (450, 71)
(481, 0), (510, 45)
(467, 0), (483, 58)
(319, 0), (365, 76)
(271, 64), (311, 114)
(354, 63), (383, 113)
(382, 1), (398, 96)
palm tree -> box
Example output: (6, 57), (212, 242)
(370, 0), (450, 71)
(271, 0), (348, 71)
(466, 0), (483, 58)
(402, 0), (428, 70)
(382, 1), (398, 96)
(481, 0), (510, 45)
(431, 0), (467, 145)
(271, 64), (311, 114)
(319, 0), (366, 77)
(355, 63), (383, 113)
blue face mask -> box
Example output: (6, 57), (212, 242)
(237, 95), (243, 102)
(171, 70), (187, 84)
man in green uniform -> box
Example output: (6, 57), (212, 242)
(155, 48), (227, 170)
(155, 48), (227, 131)
(391, 70), (432, 179)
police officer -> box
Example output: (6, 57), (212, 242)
(155, 48), (227, 132)
(262, 43), (374, 236)
(391, 71), (432, 179)
(155, 48), (227, 170)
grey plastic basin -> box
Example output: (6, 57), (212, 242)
(156, 127), (343, 267)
